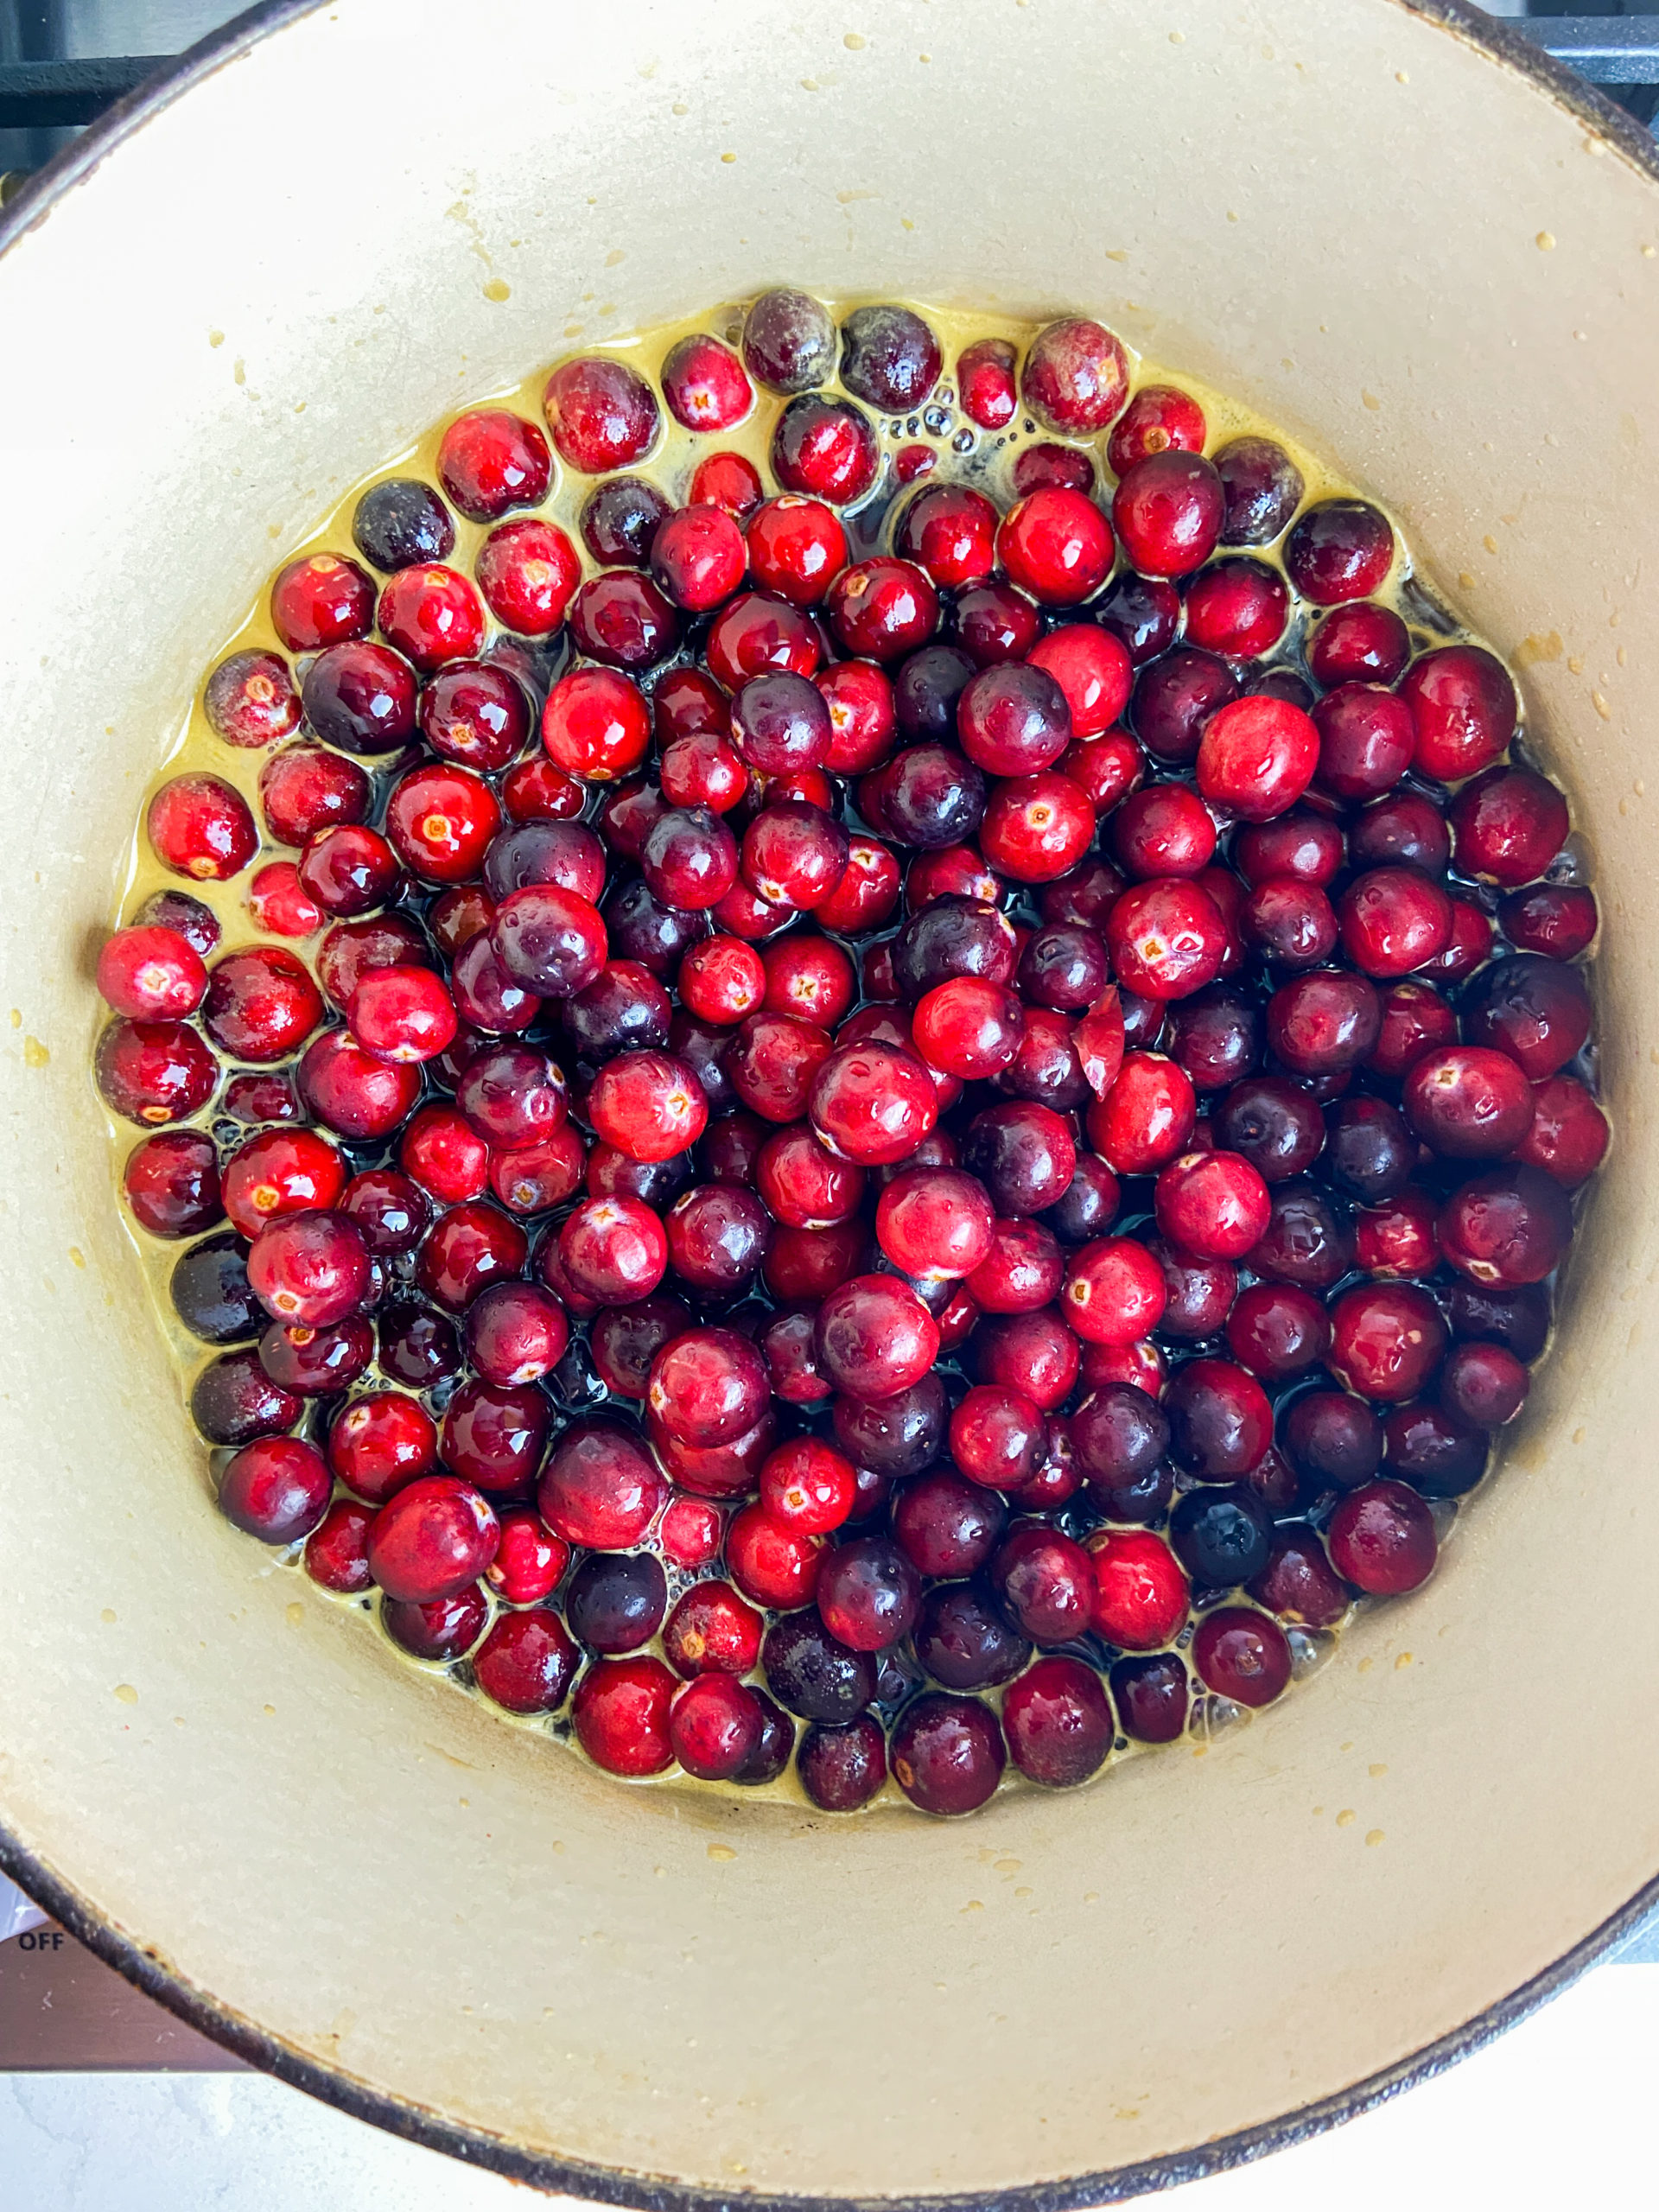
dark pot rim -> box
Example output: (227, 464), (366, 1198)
(2, 0), (1655, 2202)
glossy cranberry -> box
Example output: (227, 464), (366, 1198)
(811, 1535), (918, 1653)
(1280, 496), (1393, 602)
(778, 1713), (880, 1810)
(210, 1434), (327, 1544)
(982, 1656), (1109, 1792)
(1320, 1096), (1413, 1206)
(644, 323), (750, 428)
(869, 743), (993, 854)
(295, 823), (402, 921)
(1206, 434), (1303, 545)
(638, 1326), (763, 1451)
(1466, 954), (1592, 1081)
(884, 1474), (999, 1591)
(1243, 1184), (1351, 1296)
(395, 1104), (486, 1208)
(540, 352), (658, 472)
(1396, 643), (1515, 780)
(1439, 1161), (1573, 1289)
(533, 1424), (659, 1555)
(1185, 559), (1287, 662)
(374, 563), (482, 675)
(1236, 880), (1330, 974)
(1401, 1045), (1532, 1160)
(120, 1129), (220, 1239)
(1009, 928), (1103, 1021)
(1265, 969), (1380, 1077)
(346, 478), (453, 581)
(1332, 867), (1452, 982)
(893, 896), (1016, 1002)
(188, 1342), (301, 1443)
(371, 1303), (458, 1393)
(690, 449), (766, 521)
(1050, 1232), (1162, 1348)
(1109, 790), (1214, 890)
(1190, 696), (1316, 827)
(1360, 985), (1452, 1086)
(322, 1392), (436, 1509)
(1218, 1284), (1325, 1386)
(800, 1043), (934, 1171)
(1512, 1072), (1607, 1187)
(1165, 1484), (1269, 1594)
(298, 1494), (375, 1595)
(942, 335), (1014, 430)
(955, 1211), (1059, 1315)
(988, 488), (1108, 610)
(478, 1510), (569, 1608)
(1087, 1051), (1197, 1176)
(887, 1693), (1003, 1816)
(255, 750), (364, 857)
(1127, 649), (1234, 771)
(1381, 1396), (1491, 1499)
(1324, 1478), (1435, 1594)
(955, 1103), (1069, 1219)
(97, 926), (207, 1025)
(266, 552), (372, 652)
(827, 302), (936, 412)
(1189, 1606), (1290, 1707)
(438, 1376), (550, 1497)
(245, 1204), (370, 1327)
(1112, 454), (1223, 583)
(812, 1274), (939, 1403)
(256, 1303), (374, 1394)
(1444, 767), (1568, 891)
(1020, 317), (1128, 435)
(1299, 605), (1404, 696)
(1322, 1282), (1445, 1403)
(1080, 1526), (1185, 1649)
(416, 1200), (529, 1313)
(1096, 1655), (1185, 1751)
(461, 1609), (575, 1719)
(662, 1672), (762, 1782)
(1151, 1148), (1269, 1262)
(1499, 882), (1596, 962)
(569, 1654), (675, 1777)
(1436, 1340), (1530, 1439)
(244, 860), (321, 938)
(719, 1499), (820, 1605)
(1160, 1357), (1271, 1479)
(220, 1070), (301, 1127)
(1094, 378), (1200, 471)
(556, 1193), (666, 1304)
(298, 643), (416, 763)
(363, 1472), (497, 1603)
(143, 772), (255, 883)
(1104, 878), (1226, 1003)
(769, 391), (878, 505)
(469, 523), (578, 642)
(753, 1611), (872, 1727)
(457, 1284), (568, 1396)
(561, 1549), (665, 1656)
(487, 1126), (583, 1216)
(340, 967), (452, 1069)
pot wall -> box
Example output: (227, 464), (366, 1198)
(0, 0), (1656, 2198)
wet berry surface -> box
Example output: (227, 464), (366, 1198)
(95, 291), (1602, 1814)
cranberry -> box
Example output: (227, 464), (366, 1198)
(542, 354), (659, 474)
(772, 392), (880, 505)
(123, 1130), (222, 1237)
(1052, 1233), (1162, 1346)
(257, 747), (368, 853)
(97, 925), (208, 1022)
(490, 1128), (584, 1216)
(1396, 637), (1519, 777)
(1239, 878), (1334, 970)
(1464, 953), (1592, 1079)
(296, 1029), (419, 1139)
(1326, 1478), (1436, 1594)
(1448, 1280), (1552, 1363)
(268, 550), (373, 650)
(435, 406), (551, 521)
(815, 1274), (939, 1401)
(812, 1535), (919, 1653)
(1283, 498), (1395, 603)
(1106, 1651), (1186, 1742)
(300, 640), (417, 758)
(1021, 318), (1128, 434)
(809, 1040), (938, 1166)
(351, 477), (454, 576)
(1168, 1483), (1271, 1589)
(365, 1473), (498, 1603)
(1192, 1607), (1292, 1707)
(416, 1199), (529, 1312)
(644, 1326), (766, 1449)
(1443, 766), (1567, 889)
(146, 772), (257, 883)
(994, 486), (1112, 607)
(950, 335), (1014, 428)
(723, 1503), (823, 1608)
(1324, 1281), (1445, 1402)
(1402, 1045), (1533, 1160)
(468, 1611), (576, 1716)
(1308, 686), (1412, 805)
(889, 1692), (1005, 1816)
(1213, 436), (1305, 545)
(437, 1375), (550, 1495)
(1151, 1147), (1268, 1261)
(571, 1654), (676, 1777)
(1438, 1161), (1573, 1287)
(1500, 884), (1598, 962)
(1513, 1073), (1608, 1187)
(1440, 1338), (1529, 1429)
(759, 1609), (874, 1723)
(216, 1435), (331, 1544)
(741, 287), (836, 391)
(689, 449), (766, 520)
(1184, 556), (1289, 659)
(1105, 878), (1226, 1001)
(1088, 1051), (1197, 1175)
(245, 1206), (370, 1328)
(1267, 969), (1381, 1076)
(1111, 451), (1224, 578)
(1087, 1528), (1189, 1648)
(304, 1497), (376, 1593)
(964, 1217), (1063, 1315)
(190, 1345), (302, 1444)
(654, 327), (752, 428)
(1130, 646), (1236, 769)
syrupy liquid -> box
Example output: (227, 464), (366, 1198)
(97, 295), (1591, 1813)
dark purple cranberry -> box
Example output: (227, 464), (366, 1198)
(384, 1585), (487, 1662)
(1249, 1180), (1355, 1288)
(890, 1694), (1006, 1815)
(169, 1234), (259, 1344)
(1462, 954), (1592, 1082)
(954, 582), (1040, 667)
(798, 1715), (887, 1810)
(580, 475), (671, 567)
(915, 1582), (1030, 1689)
(667, 1181), (771, 1294)
(864, 744), (987, 850)
(840, 303), (941, 410)
(817, 1536), (922, 1651)
(378, 1300), (462, 1389)
(602, 877), (709, 976)
(893, 894), (1015, 1000)
(1071, 1383), (1168, 1491)
(1281, 1389), (1384, 1489)
(563, 961), (673, 1060)
(1245, 666), (1315, 711)
(731, 1692), (796, 1786)
(962, 1102), (1077, 1217)
(1016, 924), (1109, 1012)
(352, 478), (455, 572)
(482, 818), (605, 901)
(133, 887), (220, 958)
(1131, 646), (1238, 765)
(1166, 985), (1261, 1091)
(1382, 1401), (1491, 1497)
(894, 644), (976, 741)
(1324, 1095), (1415, 1203)
(1153, 1239), (1238, 1340)
(699, 1110), (769, 1186)
(258, 1315), (373, 1395)
(190, 1346), (302, 1446)
(1214, 1076), (1325, 1182)
(1110, 1651), (1190, 1743)
(1214, 436), (1306, 545)
(831, 1373), (947, 1478)
(743, 289), (838, 394)
(564, 1550), (669, 1653)
(1446, 1279), (1551, 1363)
(301, 640), (417, 754)
(1351, 789), (1452, 875)
(1096, 570), (1181, 665)
(1045, 1154), (1122, 1244)
(568, 570), (680, 671)
(1090, 1456), (1175, 1525)
(1169, 1484), (1272, 1588)
(761, 1609), (877, 1721)
(892, 1469), (1007, 1579)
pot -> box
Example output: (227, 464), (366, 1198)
(1, 1), (1655, 2202)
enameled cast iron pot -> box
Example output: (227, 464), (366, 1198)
(1, 1), (1656, 2201)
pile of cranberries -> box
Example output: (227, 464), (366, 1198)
(94, 289), (1605, 1816)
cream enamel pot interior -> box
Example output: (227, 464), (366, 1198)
(2, 1), (1657, 2202)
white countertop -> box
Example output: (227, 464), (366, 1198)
(2, 1942), (1654, 2210)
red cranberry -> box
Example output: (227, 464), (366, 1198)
(269, 550), (375, 650)
(1328, 1283), (1447, 1402)
(301, 639), (417, 756)
(1243, 878), (1338, 969)
(572, 1655), (676, 1777)
(324, 1391), (435, 1504)
(473, 1611), (578, 1715)
(793, 1716), (884, 1809)
(217, 1435), (331, 1543)
(440, 1378), (551, 1496)
(1184, 556), (1289, 658)
(1327, 1478), (1437, 1593)
(1313, 683), (1415, 802)
(416, 1200), (529, 1312)
(1446, 765), (1569, 887)
(219, 1127), (345, 1242)
(258, 745), (369, 852)
(1440, 1339), (1529, 1429)
(956, 336), (1017, 427)
(1205, 1081), (1319, 1192)
(97, 924), (209, 1022)
(1195, 695), (1319, 822)
(296, 1029), (419, 1139)
(366, 1474), (499, 1603)
(659, 329), (753, 429)
(491, 1127), (585, 1213)
(963, 1217), (1063, 1315)
(1087, 1051), (1197, 1175)
(1267, 969), (1382, 1076)
(1021, 317), (1129, 435)
(808, 1041), (938, 1167)
(772, 393), (879, 505)
(1154, 1148), (1271, 1261)
(202, 646), (302, 751)
(1224, 1281), (1329, 1380)
(1513, 1073), (1608, 1187)
(1500, 884), (1598, 962)
(1213, 436), (1305, 546)
(1109, 1651), (1188, 1742)
(435, 407), (550, 521)
(1054, 1234), (1163, 1347)
(815, 1274), (940, 1401)
(543, 354), (659, 473)
(1112, 786), (1217, 880)
(567, 569), (680, 671)
(1399, 643), (1517, 781)
(1367, 979), (1459, 1082)
(538, 1421), (665, 1550)
(1284, 499), (1394, 603)
(1337, 864), (1454, 979)
(304, 1497), (376, 1593)
(1112, 451), (1224, 578)
(1193, 1607), (1292, 1707)
(123, 1130), (223, 1238)
(190, 1345), (302, 1444)
(992, 1656), (1109, 1789)
(1087, 1528), (1189, 1649)
(296, 823), (403, 919)
(1163, 1357), (1272, 1478)
(726, 1504), (824, 1609)
(664, 1674), (762, 1782)
(1249, 1528), (1351, 1626)
(689, 449), (766, 518)
(147, 772), (257, 883)
(995, 486), (1114, 607)
(1105, 878), (1227, 1001)
(474, 517), (582, 634)
(890, 1693), (1005, 1815)
(911, 978), (1022, 1079)
(246, 1209), (369, 1328)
